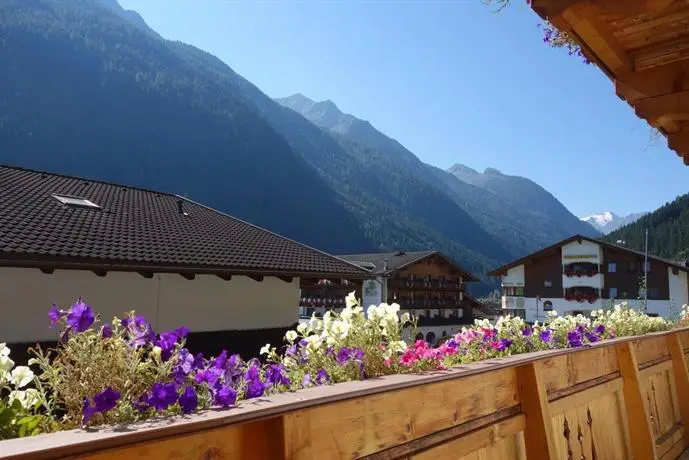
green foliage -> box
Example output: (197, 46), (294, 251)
(605, 193), (689, 262)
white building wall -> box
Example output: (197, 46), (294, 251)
(668, 267), (689, 311)
(501, 265), (525, 286)
(561, 240), (602, 262)
(0, 267), (299, 343)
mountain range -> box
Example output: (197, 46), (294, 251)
(580, 211), (647, 234)
(0, 0), (598, 293)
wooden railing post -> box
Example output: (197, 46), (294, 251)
(516, 362), (557, 459)
(616, 341), (658, 460)
(667, 332), (689, 448)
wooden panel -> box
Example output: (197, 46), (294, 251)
(642, 364), (682, 447)
(283, 368), (520, 458)
(537, 345), (619, 395)
(516, 362), (557, 459)
(550, 389), (631, 460)
(617, 341), (658, 460)
(73, 417), (285, 460)
(634, 335), (672, 366)
(409, 416), (526, 460)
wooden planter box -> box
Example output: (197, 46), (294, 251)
(3, 329), (689, 459)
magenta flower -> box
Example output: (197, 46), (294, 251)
(178, 386), (198, 414)
(93, 387), (120, 413)
(147, 383), (178, 411)
(66, 299), (95, 333)
(214, 385), (237, 407)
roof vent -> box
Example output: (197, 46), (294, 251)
(177, 199), (189, 216)
(52, 194), (101, 210)
(395, 251), (406, 256)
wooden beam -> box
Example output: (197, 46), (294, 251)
(666, 333), (689, 447)
(138, 271), (154, 279)
(562, 3), (632, 72)
(180, 273), (195, 280)
(216, 273), (232, 281)
(277, 276), (293, 283)
(634, 89), (689, 127)
(633, 36), (689, 72)
(616, 341), (658, 460)
(515, 362), (557, 459)
(668, 131), (689, 156)
(249, 274), (265, 282)
(616, 61), (689, 103)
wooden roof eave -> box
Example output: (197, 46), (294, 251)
(529, 0), (689, 165)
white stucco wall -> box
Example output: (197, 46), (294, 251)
(561, 240), (602, 262)
(501, 265), (525, 286)
(668, 267), (689, 310)
(0, 267), (299, 343)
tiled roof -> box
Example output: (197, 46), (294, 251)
(338, 250), (479, 282)
(0, 166), (368, 277)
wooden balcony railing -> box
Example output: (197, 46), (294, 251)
(2, 329), (689, 459)
(389, 279), (464, 292)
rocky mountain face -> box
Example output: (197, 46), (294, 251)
(581, 211), (647, 234)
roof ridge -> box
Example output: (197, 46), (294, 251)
(0, 164), (182, 199)
(175, 194), (368, 274)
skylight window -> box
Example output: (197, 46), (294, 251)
(52, 194), (101, 209)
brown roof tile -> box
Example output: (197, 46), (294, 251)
(0, 166), (368, 277)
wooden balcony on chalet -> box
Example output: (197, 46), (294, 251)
(5, 329), (689, 459)
(388, 277), (465, 292)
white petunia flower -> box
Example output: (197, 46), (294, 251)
(0, 343), (9, 357)
(0, 355), (15, 373)
(285, 330), (298, 343)
(400, 312), (411, 324)
(8, 388), (41, 409)
(296, 322), (308, 334)
(10, 366), (34, 389)
(259, 343), (271, 355)
(345, 291), (358, 308)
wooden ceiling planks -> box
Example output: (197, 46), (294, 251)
(530, 0), (689, 164)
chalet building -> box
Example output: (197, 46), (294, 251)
(0, 166), (369, 358)
(323, 251), (493, 344)
(488, 235), (689, 322)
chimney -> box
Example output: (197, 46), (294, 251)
(177, 199), (186, 216)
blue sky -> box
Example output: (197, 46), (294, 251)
(120, 0), (689, 218)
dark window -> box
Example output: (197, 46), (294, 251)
(648, 288), (661, 299)
(648, 313), (659, 318)
(608, 263), (616, 273)
(543, 280), (552, 288)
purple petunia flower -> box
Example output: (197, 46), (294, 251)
(127, 316), (156, 348)
(66, 299), (95, 333)
(265, 364), (291, 387)
(246, 377), (265, 399)
(336, 347), (351, 365)
(194, 367), (222, 386)
(522, 326), (533, 337)
(212, 350), (228, 369)
(567, 330), (583, 348)
(539, 329), (553, 343)
(101, 325), (113, 339)
(245, 364), (260, 381)
(147, 383), (178, 411)
(351, 347), (365, 361)
(315, 369), (330, 385)
(82, 397), (95, 425)
(93, 387), (120, 413)
(49, 304), (63, 327)
(132, 393), (150, 413)
(214, 385), (237, 407)
(595, 324), (605, 335)
(178, 386), (198, 414)
(585, 331), (599, 343)
(302, 373), (312, 388)
(193, 352), (205, 370)
(176, 349), (195, 375)
(298, 338), (308, 348)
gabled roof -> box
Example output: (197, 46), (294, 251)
(337, 250), (479, 282)
(0, 166), (369, 278)
(487, 234), (689, 277)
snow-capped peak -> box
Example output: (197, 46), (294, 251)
(580, 211), (646, 234)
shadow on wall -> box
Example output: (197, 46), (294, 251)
(7, 326), (296, 366)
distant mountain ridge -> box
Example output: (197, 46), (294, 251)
(581, 211), (647, 234)
(278, 93), (599, 258)
(605, 196), (689, 263)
